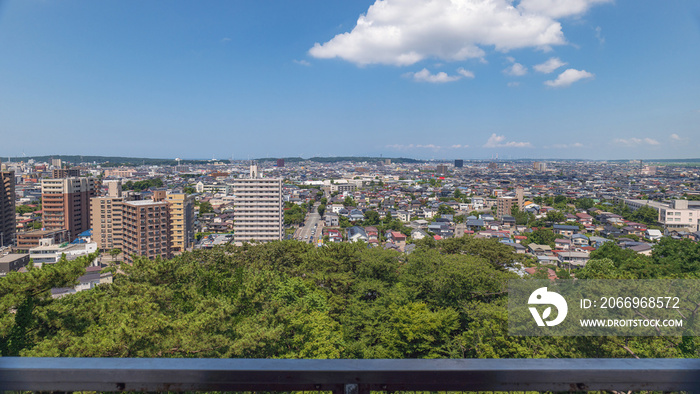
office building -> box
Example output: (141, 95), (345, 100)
(233, 164), (283, 244)
(41, 177), (95, 238)
(454, 159), (463, 168)
(166, 193), (195, 252)
(1, 164), (15, 247)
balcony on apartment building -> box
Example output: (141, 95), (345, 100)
(1, 358), (698, 392)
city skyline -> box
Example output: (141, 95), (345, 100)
(0, 0), (699, 160)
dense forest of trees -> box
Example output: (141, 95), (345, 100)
(1, 237), (699, 359)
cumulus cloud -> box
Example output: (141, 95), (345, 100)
(613, 138), (661, 147)
(518, 0), (613, 19)
(544, 68), (594, 87)
(484, 133), (533, 148)
(450, 144), (469, 148)
(308, 0), (594, 66)
(457, 67), (475, 78)
(293, 59), (311, 66)
(503, 62), (528, 76)
(404, 68), (461, 83)
(534, 57), (567, 73)
(670, 133), (682, 141)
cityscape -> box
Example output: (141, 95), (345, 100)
(1, 0), (700, 389)
(2, 155), (699, 287)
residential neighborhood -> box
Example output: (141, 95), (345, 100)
(3, 156), (700, 284)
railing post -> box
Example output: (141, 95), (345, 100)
(344, 383), (370, 394)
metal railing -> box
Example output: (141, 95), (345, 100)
(1, 358), (699, 392)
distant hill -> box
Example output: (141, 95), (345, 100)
(4, 155), (211, 166)
(256, 156), (424, 164)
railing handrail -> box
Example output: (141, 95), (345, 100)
(1, 357), (699, 392)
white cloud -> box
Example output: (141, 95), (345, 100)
(309, 0), (591, 66)
(594, 26), (605, 44)
(544, 68), (594, 87)
(386, 143), (442, 150)
(457, 67), (475, 78)
(550, 142), (584, 148)
(404, 68), (461, 83)
(221, 37), (231, 43)
(670, 133), (682, 141)
(484, 133), (533, 148)
(518, 0), (613, 19)
(503, 62), (528, 76)
(507, 81), (520, 87)
(293, 59), (311, 66)
(534, 57), (567, 73)
(386, 143), (469, 150)
(613, 138), (661, 147)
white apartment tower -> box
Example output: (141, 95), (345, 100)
(233, 164), (283, 244)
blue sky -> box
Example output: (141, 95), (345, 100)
(0, 0), (698, 160)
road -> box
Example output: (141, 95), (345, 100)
(294, 202), (323, 244)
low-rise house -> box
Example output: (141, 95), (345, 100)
(347, 226), (369, 242)
(528, 243), (553, 256)
(555, 238), (572, 250)
(646, 229), (663, 241)
(557, 251), (590, 268)
(325, 213), (339, 227)
(411, 228), (429, 240)
(553, 224), (579, 238)
(571, 233), (590, 247)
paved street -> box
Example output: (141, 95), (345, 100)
(294, 202), (323, 244)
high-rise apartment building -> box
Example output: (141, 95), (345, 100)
(276, 158), (285, 168)
(233, 165), (283, 244)
(120, 199), (171, 263)
(92, 183), (173, 262)
(52, 168), (81, 178)
(1, 163), (16, 247)
(166, 193), (195, 252)
(496, 187), (524, 219)
(41, 177), (95, 239)
(436, 164), (449, 175)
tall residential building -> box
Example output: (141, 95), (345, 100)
(120, 199), (171, 263)
(496, 187), (524, 219)
(91, 195), (124, 252)
(41, 177), (95, 238)
(533, 162), (547, 172)
(233, 165), (283, 244)
(91, 182), (173, 262)
(166, 193), (195, 252)
(1, 165), (16, 247)
(436, 164), (449, 175)
(52, 168), (81, 178)
(276, 158), (285, 168)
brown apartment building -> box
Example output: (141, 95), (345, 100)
(41, 177), (95, 239)
(1, 164), (15, 247)
(496, 187), (524, 219)
(92, 187), (178, 262)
